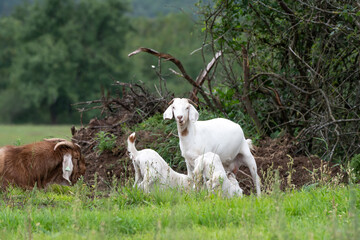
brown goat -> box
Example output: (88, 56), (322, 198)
(0, 139), (86, 189)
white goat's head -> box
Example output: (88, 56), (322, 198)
(163, 98), (199, 126)
(227, 172), (243, 197)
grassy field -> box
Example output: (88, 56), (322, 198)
(0, 183), (359, 239)
(0, 125), (75, 146)
(0, 124), (359, 239)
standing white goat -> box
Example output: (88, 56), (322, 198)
(163, 98), (261, 196)
(127, 132), (192, 193)
(193, 152), (243, 198)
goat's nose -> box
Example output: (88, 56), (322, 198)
(177, 115), (183, 120)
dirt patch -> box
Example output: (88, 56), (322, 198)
(72, 119), (342, 195)
(238, 135), (341, 194)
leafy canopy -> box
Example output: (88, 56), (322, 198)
(0, 0), (131, 123)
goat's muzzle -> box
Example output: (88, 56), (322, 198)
(177, 115), (184, 125)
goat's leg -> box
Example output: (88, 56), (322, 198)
(193, 162), (204, 190)
(211, 179), (221, 191)
(236, 151), (261, 196)
(142, 172), (157, 193)
(133, 162), (141, 188)
(138, 180), (147, 192)
(141, 173), (150, 193)
(205, 180), (212, 191)
(185, 159), (194, 177)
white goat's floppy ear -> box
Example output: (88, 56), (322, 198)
(189, 105), (199, 122)
(62, 153), (73, 184)
(163, 105), (173, 120)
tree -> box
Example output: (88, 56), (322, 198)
(124, 12), (207, 95)
(197, 0), (360, 161)
(0, 0), (131, 123)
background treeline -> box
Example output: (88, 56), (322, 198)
(0, 0), (359, 162)
(0, 0), (204, 124)
(194, 0), (359, 161)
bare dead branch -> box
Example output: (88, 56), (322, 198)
(128, 47), (218, 111)
(190, 51), (222, 99)
(128, 47), (199, 89)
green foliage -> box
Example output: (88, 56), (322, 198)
(0, 0), (25, 16)
(0, 0), (131, 124)
(94, 131), (117, 155)
(124, 12), (207, 95)
(130, 0), (200, 18)
(350, 154), (360, 182)
(198, 0), (360, 161)
(1, 0), (203, 18)
(13, 139), (22, 146)
(0, 0), (209, 124)
(213, 86), (240, 115)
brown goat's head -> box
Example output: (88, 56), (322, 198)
(69, 143), (86, 184)
(48, 139), (86, 185)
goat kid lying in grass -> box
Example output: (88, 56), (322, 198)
(127, 132), (192, 193)
(193, 152), (243, 198)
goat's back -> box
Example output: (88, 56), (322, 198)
(185, 118), (247, 161)
(135, 149), (170, 173)
(0, 141), (62, 188)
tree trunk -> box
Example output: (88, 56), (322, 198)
(242, 47), (263, 134)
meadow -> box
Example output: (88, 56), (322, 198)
(0, 125), (359, 239)
(0, 182), (359, 240)
(0, 125), (75, 146)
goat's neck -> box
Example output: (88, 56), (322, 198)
(177, 120), (194, 139)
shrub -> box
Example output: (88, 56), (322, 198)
(350, 154), (360, 182)
(94, 131), (117, 155)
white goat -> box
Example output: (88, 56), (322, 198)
(163, 98), (261, 196)
(193, 152), (243, 198)
(127, 132), (192, 193)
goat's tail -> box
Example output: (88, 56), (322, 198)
(246, 139), (254, 151)
(127, 132), (138, 159)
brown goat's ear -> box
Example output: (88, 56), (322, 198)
(62, 153), (73, 184)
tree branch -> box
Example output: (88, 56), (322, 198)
(128, 47), (217, 110)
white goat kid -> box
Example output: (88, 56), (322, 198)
(193, 152), (243, 198)
(127, 132), (192, 193)
(163, 98), (261, 196)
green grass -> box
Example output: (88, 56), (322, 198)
(0, 125), (75, 146)
(0, 183), (359, 239)
(1, 119), (358, 239)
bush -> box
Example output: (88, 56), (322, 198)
(350, 154), (360, 182)
(94, 131), (117, 155)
